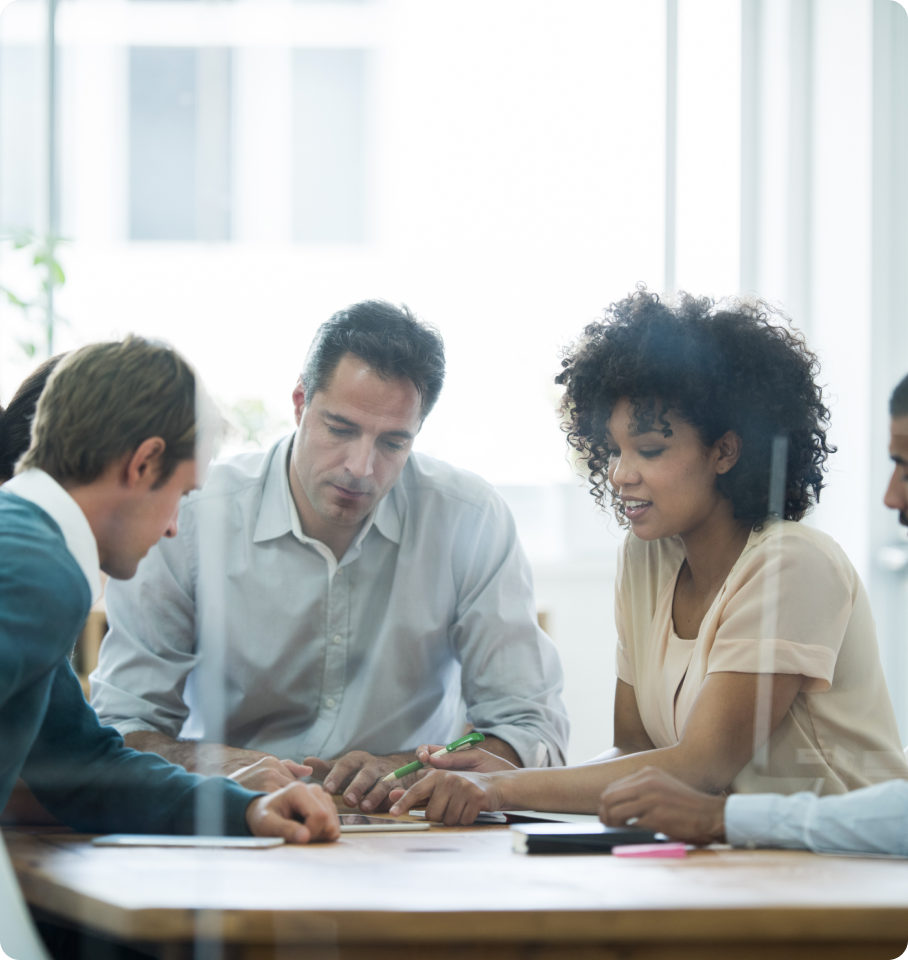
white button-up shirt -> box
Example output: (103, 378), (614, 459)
(90, 437), (569, 767)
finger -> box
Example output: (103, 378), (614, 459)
(463, 796), (486, 826)
(443, 794), (468, 827)
(286, 783), (340, 841)
(388, 773), (438, 816)
(304, 757), (332, 783)
(599, 788), (642, 821)
(600, 797), (649, 828)
(358, 777), (393, 812)
(425, 781), (458, 825)
(247, 796), (311, 845)
(281, 760), (313, 779)
(323, 756), (366, 797)
(415, 745), (446, 763)
(427, 749), (481, 770)
(345, 766), (383, 808)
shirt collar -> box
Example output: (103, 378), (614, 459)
(252, 434), (403, 548)
(4, 468), (103, 604)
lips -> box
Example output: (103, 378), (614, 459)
(332, 483), (368, 501)
(621, 498), (652, 521)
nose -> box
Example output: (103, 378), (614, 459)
(344, 436), (376, 479)
(884, 465), (907, 513)
(610, 453), (640, 489)
(164, 509), (180, 539)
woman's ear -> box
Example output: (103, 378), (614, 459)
(714, 431), (743, 475)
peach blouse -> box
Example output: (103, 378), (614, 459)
(615, 519), (908, 796)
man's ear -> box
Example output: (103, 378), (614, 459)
(124, 437), (167, 489)
(714, 431), (743, 476)
(292, 378), (306, 427)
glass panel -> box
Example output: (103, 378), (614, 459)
(0, 45), (40, 234)
(129, 46), (198, 240)
(292, 48), (365, 243)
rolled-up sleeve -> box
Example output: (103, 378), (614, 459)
(90, 504), (199, 738)
(449, 494), (570, 768)
(707, 531), (852, 693)
(726, 780), (908, 856)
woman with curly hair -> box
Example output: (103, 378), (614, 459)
(387, 289), (908, 825)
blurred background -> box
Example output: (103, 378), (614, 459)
(1, 0), (907, 763)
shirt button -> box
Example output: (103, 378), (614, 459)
(333, 635), (342, 644)
(325, 698), (336, 708)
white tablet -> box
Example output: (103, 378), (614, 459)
(92, 835), (285, 848)
(338, 814), (430, 833)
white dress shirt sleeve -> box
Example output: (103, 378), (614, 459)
(449, 491), (570, 768)
(726, 779), (908, 856)
(89, 507), (199, 739)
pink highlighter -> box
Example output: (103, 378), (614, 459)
(612, 842), (687, 859)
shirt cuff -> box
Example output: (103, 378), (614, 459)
(725, 792), (815, 850)
(477, 725), (555, 768)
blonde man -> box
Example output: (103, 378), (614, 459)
(0, 338), (338, 843)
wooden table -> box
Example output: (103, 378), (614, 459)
(7, 819), (908, 960)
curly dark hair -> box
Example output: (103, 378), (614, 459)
(556, 287), (835, 528)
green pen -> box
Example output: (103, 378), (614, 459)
(381, 731), (486, 782)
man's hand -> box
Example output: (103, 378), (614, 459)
(415, 744), (518, 774)
(228, 757), (313, 792)
(245, 782), (340, 844)
(305, 750), (422, 811)
(599, 767), (727, 845)
(388, 769), (506, 825)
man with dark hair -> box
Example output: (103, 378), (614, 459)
(596, 372), (908, 854)
(92, 302), (568, 813)
(0, 338), (339, 842)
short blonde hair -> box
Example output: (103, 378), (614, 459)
(19, 336), (197, 486)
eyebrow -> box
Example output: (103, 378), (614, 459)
(604, 424), (664, 439)
(893, 454), (908, 466)
(323, 411), (415, 440)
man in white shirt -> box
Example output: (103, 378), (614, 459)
(598, 373), (908, 853)
(91, 301), (568, 813)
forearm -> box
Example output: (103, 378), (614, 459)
(478, 735), (522, 767)
(124, 731), (275, 775)
(496, 744), (726, 814)
(726, 780), (908, 856)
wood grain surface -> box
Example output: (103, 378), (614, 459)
(7, 822), (908, 959)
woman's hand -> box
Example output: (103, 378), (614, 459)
(245, 782), (341, 844)
(388, 769), (507, 825)
(599, 767), (726, 845)
(415, 744), (519, 774)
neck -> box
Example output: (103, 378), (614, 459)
(677, 503), (751, 597)
(287, 457), (364, 562)
(65, 476), (123, 571)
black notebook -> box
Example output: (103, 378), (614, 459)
(510, 822), (667, 854)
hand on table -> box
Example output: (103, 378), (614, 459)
(388, 769), (505, 825)
(598, 767), (727, 845)
(245, 782), (340, 844)
(415, 744), (519, 774)
(304, 750), (422, 812)
(229, 756), (313, 792)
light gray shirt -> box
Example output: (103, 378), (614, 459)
(726, 780), (908, 856)
(90, 437), (569, 767)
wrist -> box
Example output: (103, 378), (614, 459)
(491, 769), (524, 811)
(710, 797), (728, 842)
